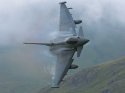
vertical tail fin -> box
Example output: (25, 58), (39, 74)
(78, 26), (84, 37)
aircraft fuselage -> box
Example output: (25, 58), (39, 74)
(65, 36), (89, 47)
(51, 36), (89, 48)
(49, 36), (89, 53)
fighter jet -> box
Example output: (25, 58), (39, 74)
(24, 1), (89, 88)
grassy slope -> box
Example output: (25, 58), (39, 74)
(40, 56), (125, 93)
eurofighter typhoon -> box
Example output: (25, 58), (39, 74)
(24, 1), (89, 88)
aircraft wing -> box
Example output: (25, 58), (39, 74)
(59, 2), (76, 35)
(51, 48), (75, 88)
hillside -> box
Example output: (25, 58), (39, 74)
(39, 56), (125, 93)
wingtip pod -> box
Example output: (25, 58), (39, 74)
(59, 1), (67, 4)
(51, 84), (59, 88)
(68, 7), (73, 9)
(74, 20), (82, 24)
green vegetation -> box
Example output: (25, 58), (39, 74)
(40, 56), (125, 93)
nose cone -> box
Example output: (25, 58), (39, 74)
(83, 39), (89, 45)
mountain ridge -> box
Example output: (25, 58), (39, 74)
(39, 56), (125, 93)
